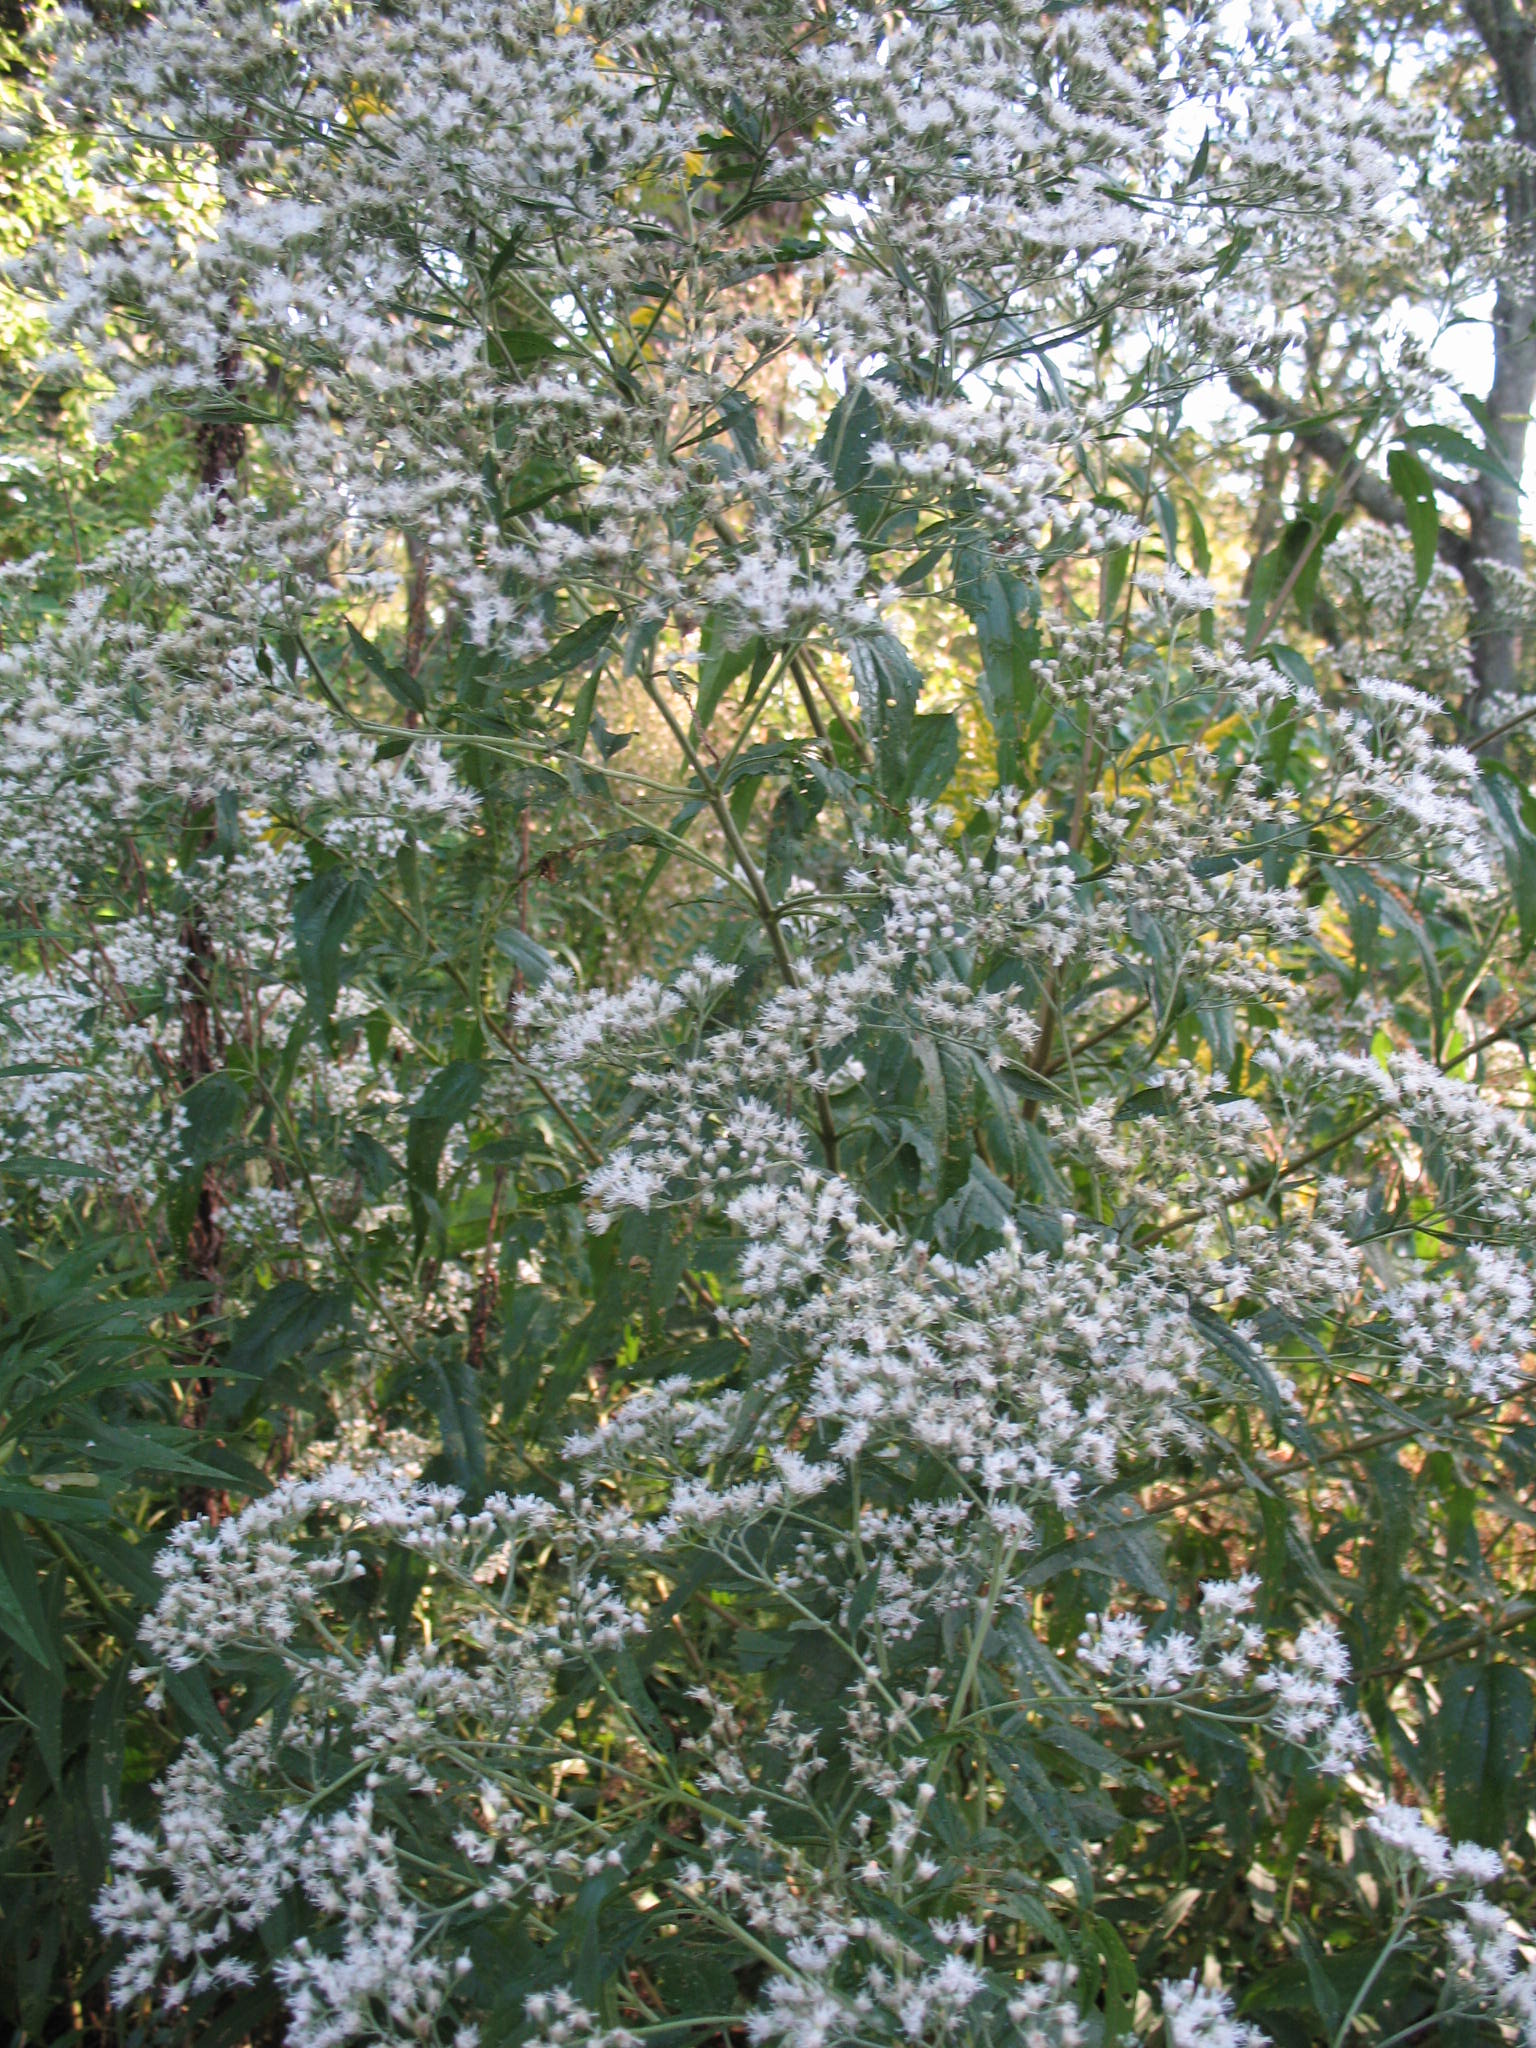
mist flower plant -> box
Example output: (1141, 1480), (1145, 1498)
(0, 0), (1532, 2043)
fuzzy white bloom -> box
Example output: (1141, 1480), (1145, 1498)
(1368, 1803), (1506, 1888)
(1160, 1976), (1268, 2048)
(1447, 1897), (1536, 2045)
(28, 3), (1534, 2044)
(1255, 1619), (1371, 1775)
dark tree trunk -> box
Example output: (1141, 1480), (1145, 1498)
(1462, 0), (1536, 723)
(1230, 0), (1536, 735)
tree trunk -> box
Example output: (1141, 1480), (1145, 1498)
(1230, 3), (1536, 732)
(1462, 0), (1536, 724)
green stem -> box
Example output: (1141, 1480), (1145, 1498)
(1331, 1891), (1421, 2048)
(947, 1535), (1021, 1733)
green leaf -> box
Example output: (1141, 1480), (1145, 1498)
(1086, 1914), (1138, 2043)
(1266, 643), (1316, 696)
(1212, 225), (1254, 281)
(1387, 446), (1439, 593)
(763, 761), (828, 900)
(1245, 515), (1338, 646)
(565, 664), (603, 757)
(1460, 389), (1500, 443)
(344, 1129), (401, 1197)
(1440, 1662), (1535, 1845)
(496, 464), (580, 525)
(293, 868), (370, 1026)
(1374, 886), (1444, 1049)
(815, 381), (886, 531)
(715, 389), (762, 468)
(214, 787), (241, 854)
(494, 927), (556, 987)
(1115, 1085), (1170, 1120)
(0, 1155), (112, 1183)
(590, 712), (632, 760)
(492, 324), (563, 367)
(695, 614), (760, 731)
(1294, 1921), (1343, 2034)
(1187, 1300), (1317, 1454)
(903, 711), (958, 803)
(1478, 762), (1536, 959)
(913, 1033), (949, 1182)
(345, 620), (426, 715)
(406, 1061), (485, 1204)
(0, 1520), (55, 1672)
(224, 1281), (351, 1390)
(993, 1738), (1096, 1899)
(1101, 539), (1132, 620)
(521, 1179), (585, 1211)
(1183, 499), (1212, 575)
(509, 611), (621, 695)
(1153, 487), (1180, 564)
(845, 630), (923, 797)
(485, 227), (528, 289)
(180, 1070), (244, 1170)
(1403, 421), (1522, 492)
(953, 549), (1040, 787)
(86, 1651), (131, 1857)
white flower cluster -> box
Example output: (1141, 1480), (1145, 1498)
(136, 1463), (559, 1684)
(0, 933), (184, 1208)
(219, 1183), (302, 1250)
(1253, 1619), (1373, 1776)
(1261, 1032), (1536, 1243)
(30, 0), (1536, 2042)
(1367, 1802), (1506, 1889)
(99, 1752), (467, 2048)
(1386, 1242), (1535, 1401)
(1449, 1899), (1536, 2046)
(99, 1467), (650, 2045)
(1365, 1804), (1536, 2045)
(863, 793), (1083, 967)
(0, 494), (476, 910)
(1078, 1583), (1370, 1776)
(1159, 1977), (1268, 2048)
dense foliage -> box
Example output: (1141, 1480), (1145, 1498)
(3, 3), (1536, 2047)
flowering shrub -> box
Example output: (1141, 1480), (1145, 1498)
(1, 0), (1535, 2045)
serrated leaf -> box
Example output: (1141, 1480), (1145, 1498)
(903, 711), (958, 803)
(1403, 421), (1522, 492)
(224, 1281), (351, 1389)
